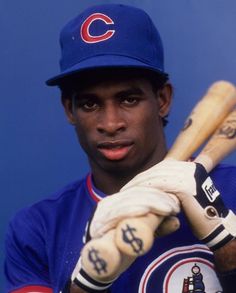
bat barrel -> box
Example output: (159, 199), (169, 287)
(167, 81), (236, 161)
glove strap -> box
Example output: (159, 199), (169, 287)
(71, 258), (113, 292)
(202, 210), (236, 251)
(73, 268), (112, 292)
(194, 164), (236, 251)
(202, 224), (235, 251)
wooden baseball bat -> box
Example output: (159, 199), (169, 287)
(115, 81), (236, 257)
(80, 81), (236, 280)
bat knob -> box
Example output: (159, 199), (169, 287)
(115, 214), (160, 256)
(81, 231), (121, 282)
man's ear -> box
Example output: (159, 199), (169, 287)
(61, 97), (77, 125)
(157, 83), (173, 118)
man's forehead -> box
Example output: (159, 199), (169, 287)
(62, 68), (160, 90)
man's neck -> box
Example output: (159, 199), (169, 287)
(91, 171), (135, 195)
(90, 158), (166, 194)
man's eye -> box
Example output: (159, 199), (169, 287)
(122, 97), (139, 105)
(78, 100), (98, 111)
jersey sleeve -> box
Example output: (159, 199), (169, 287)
(4, 207), (52, 293)
(211, 164), (236, 211)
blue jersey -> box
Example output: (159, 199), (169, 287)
(4, 164), (236, 293)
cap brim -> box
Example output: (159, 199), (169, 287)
(46, 55), (165, 86)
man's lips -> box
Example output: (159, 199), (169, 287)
(97, 140), (134, 161)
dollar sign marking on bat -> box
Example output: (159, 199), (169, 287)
(122, 224), (144, 254)
(218, 118), (236, 139)
(88, 247), (107, 275)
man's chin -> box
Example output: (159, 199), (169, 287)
(98, 158), (143, 177)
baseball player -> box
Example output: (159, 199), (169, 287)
(4, 4), (236, 293)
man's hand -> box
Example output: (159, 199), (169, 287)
(123, 159), (236, 250)
(89, 185), (180, 239)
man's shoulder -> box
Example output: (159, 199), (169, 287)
(32, 176), (87, 208)
(9, 175), (89, 229)
(40, 176), (86, 203)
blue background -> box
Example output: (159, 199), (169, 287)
(1, 0), (236, 290)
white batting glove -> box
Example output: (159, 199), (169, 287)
(123, 159), (236, 250)
(89, 185), (180, 239)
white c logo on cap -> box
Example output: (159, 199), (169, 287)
(80, 13), (115, 43)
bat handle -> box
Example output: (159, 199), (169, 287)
(115, 213), (164, 256)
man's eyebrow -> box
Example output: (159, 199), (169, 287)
(72, 87), (144, 98)
(115, 87), (144, 98)
(72, 91), (98, 99)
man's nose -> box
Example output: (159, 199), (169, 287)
(96, 106), (126, 135)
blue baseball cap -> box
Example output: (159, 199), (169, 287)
(46, 4), (167, 86)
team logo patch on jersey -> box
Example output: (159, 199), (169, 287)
(80, 13), (115, 43)
(139, 245), (222, 293)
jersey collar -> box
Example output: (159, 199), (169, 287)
(86, 173), (107, 203)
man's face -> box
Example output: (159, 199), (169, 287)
(63, 71), (172, 177)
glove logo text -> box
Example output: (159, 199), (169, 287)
(202, 177), (220, 202)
